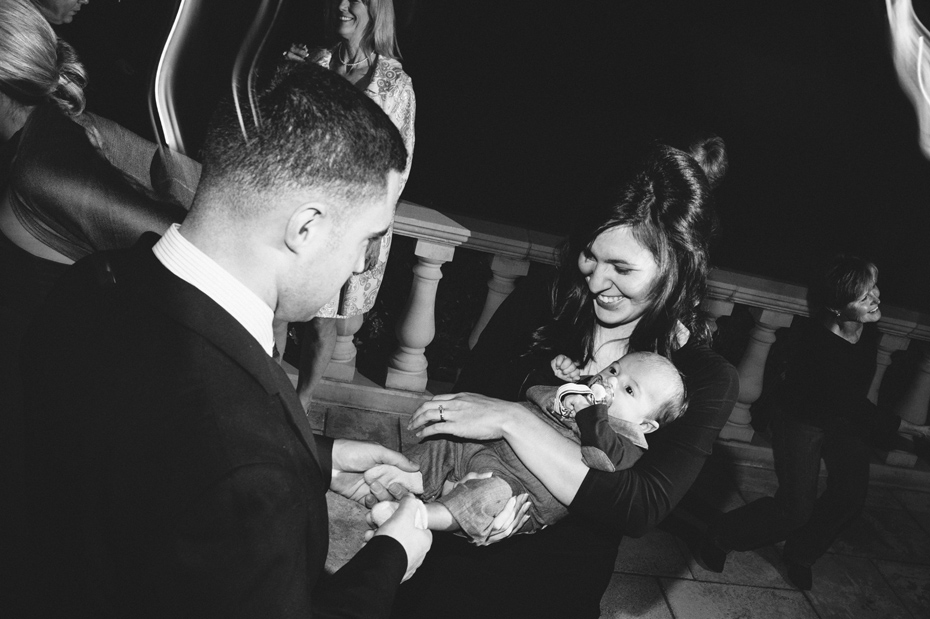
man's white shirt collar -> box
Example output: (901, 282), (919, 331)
(153, 224), (276, 356)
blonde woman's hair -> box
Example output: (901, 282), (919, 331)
(362, 0), (401, 59)
(0, 0), (86, 116)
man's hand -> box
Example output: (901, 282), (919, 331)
(330, 439), (420, 507)
(551, 354), (582, 382)
(364, 464), (424, 501)
(365, 496), (432, 582)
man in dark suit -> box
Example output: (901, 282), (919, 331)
(20, 61), (430, 618)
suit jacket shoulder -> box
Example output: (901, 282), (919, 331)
(21, 234), (405, 618)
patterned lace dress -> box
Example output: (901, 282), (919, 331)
(312, 48), (415, 318)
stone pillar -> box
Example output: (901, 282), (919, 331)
(881, 340), (930, 467)
(720, 307), (794, 442)
(386, 240), (455, 391)
(702, 298), (735, 334)
(868, 333), (910, 404)
(895, 341), (930, 426)
(468, 255), (530, 350)
(324, 314), (366, 382)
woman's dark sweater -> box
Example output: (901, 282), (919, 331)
(778, 321), (901, 439)
(392, 274), (739, 619)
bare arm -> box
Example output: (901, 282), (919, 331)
(412, 342), (740, 538)
(410, 393), (589, 505)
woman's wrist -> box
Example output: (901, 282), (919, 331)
(499, 401), (533, 441)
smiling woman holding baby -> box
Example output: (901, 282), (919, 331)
(387, 137), (741, 618)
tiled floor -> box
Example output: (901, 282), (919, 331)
(596, 467), (930, 619)
(318, 403), (930, 618)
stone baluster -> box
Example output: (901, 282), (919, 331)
(468, 255), (530, 350)
(720, 307), (795, 442)
(386, 240), (455, 391)
(323, 314), (366, 382)
(702, 298), (735, 334)
(867, 333), (910, 404)
(880, 340), (930, 467)
(896, 341), (930, 426)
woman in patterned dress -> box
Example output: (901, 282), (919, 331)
(288, 0), (415, 409)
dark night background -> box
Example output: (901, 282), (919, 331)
(57, 0), (930, 311)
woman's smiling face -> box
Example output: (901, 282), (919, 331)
(33, 0), (87, 25)
(578, 225), (660, 328)
(842, 283), (881, 324)
(336, 0), (370, 45)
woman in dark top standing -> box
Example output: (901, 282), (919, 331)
(390, 138), (740, 619)
(701, 256), (930, 591)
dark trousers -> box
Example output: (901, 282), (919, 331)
(716, 410), (871, 567)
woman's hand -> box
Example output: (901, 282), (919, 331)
(473, 491), (532, 546)
(412, 393), (589, 507)
(408, 393), (529, 441)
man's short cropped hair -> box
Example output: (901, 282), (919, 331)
(196, 60), (407, 219)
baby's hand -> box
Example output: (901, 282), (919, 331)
(551, 355), (582, 382)
(561, 393), (591, 416)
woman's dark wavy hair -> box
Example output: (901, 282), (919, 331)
(531, 136), (727, 364)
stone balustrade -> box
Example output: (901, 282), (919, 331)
(305, 200), (930, 469)
(704, 268), (930, 466)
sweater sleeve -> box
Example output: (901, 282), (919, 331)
(568, 343), (739, 537)
(575, 405), (644, 472)
(779, 323), (902, 439)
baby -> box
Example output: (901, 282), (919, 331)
(369, 351), (687, 544)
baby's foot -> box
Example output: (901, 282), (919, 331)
(369, 500), (400, 527)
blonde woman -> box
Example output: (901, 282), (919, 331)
(0, 0), (187, 421)
(1, 0), (186, 612)
(288, 0), (415, 408)
(0, 0), (186, 272)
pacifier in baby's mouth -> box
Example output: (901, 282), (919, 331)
(587, 375), (615, 406)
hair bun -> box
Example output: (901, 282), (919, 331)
(688, 135), (727, 189)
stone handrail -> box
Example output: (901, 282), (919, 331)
(312, 200), (930, 468)
(394, 201), (561, 264)
(704, 267), (930, 465)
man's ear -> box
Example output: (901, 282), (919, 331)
(284, 203), (327, 254)
(640, 419), (660, 434)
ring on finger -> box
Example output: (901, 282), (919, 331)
(438, 404), (445, 422)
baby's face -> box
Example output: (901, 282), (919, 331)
(589, 354), (674, 425)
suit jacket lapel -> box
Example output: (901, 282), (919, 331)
(134, 236), (323, 468)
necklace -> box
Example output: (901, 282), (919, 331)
(340, 46), (373, 70)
